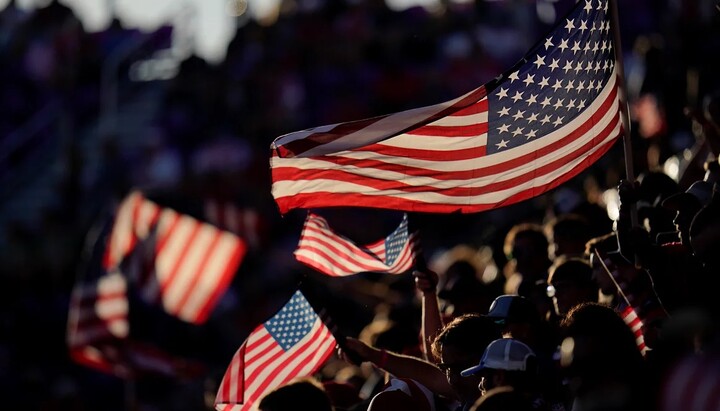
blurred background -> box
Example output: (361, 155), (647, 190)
(0, 0), (719, 410)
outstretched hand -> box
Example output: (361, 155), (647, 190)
(337, 337), (373, 366)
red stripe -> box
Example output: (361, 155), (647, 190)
(408, 121), (489, 137)
(302, 225), (384, 264)
(350, 143), (487, 161)
(275, 134), (617, 214)
(277, 87), (488, 158)
(452, 98), (489, 116)
(194, 238), (246, 323)
(172, 229), (223, 319)
(157, 221), (203, 306)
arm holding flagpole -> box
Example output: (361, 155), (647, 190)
(413, 265), (444, 362)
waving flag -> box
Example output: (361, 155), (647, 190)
(271, 0), (623, 214)
(214, 290), (337, 411)
(620, 306), (648, 355)
(107, 191), (246, 324)
(294, 212), (418, 276)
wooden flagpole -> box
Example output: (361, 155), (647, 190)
(609, 0), (638, 228)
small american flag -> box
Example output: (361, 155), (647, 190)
(214, 290), (337, 411)
(620, 305), (648, 355)
(271, 0), (622, 214)
(294, 212), (418, 276)
(107, 191), (246, 324)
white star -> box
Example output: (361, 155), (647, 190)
(579, 20), (588, 34)
(571, 41), (582, 54)
(508, 71), (520, 83)
(585, 61), (594, 73)
(496, 87), (509, 99)
(565, 18), (576, 32)
(511, 91), (524, 102)
(540, 97), (553, 108)
(552, 79), (564, 91)
(526, 129), (538, 139)
(548, 58), (560, 71)
(584, 42), (591, 52)
(498, 106), (510, 117)
(559, 38), (569, 51)
(527, 112), (539, 123)
(584, 0), (593, 13)
(540, 114), (552, 124)
(498, 124), (510, 133)
(496, 139), (509, 149)
(522, 74), (535, 86)
(563, 60), (574, 73)
(603, 2), (609, 12)
(565, 80), (575, 92)
(592, 42), (599, 52)
(574, 61), (584, 73)
(591, 21), (597, 33)
(512, 110), (525, 121)
(511, 126), (525, 137)
(577, 99), (586, 110)
(553, 116), (564, 126)
(595, 81), (603, 91)
(553, 98), (565, 109)
(526, 93), (538, 105)
(534, 55), (546, 69)
(566, 99), (576, 109)
(538, 76), (550, 89)
(601, 40), (608, 52)
(594, 61), (602, 72)
(577, 81), (586, 91)
(544, 37), (554, 50)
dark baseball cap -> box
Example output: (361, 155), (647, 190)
(486, 295), (539, 325)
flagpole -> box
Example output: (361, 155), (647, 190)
(609, 0), (638, 228)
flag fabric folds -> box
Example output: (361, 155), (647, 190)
(271, 0), (622, 214)
(294, 212), (418, 276)
(620, 305), (649, 355)
(106, 191), (246, 324)
(214, 290), (337, 411)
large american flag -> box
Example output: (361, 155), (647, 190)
(271, 0), (622, 214)
(214, 290), (337, 411)
(294, 212), (418, 276)
(106, 191), (246, 324)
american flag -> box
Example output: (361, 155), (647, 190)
(294, 212), (418, 276)
(67, 219), (198, 377)
(271, 0), (622, 214)
(214, 290), (337, 411)
(620, 305), (648, 355)
(107, 191), (246, 324)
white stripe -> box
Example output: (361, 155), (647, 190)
(428, 109), (488, 127)
(182, 232), (241, 320)
(136, 199), (159, 239)
(155, 213), (195, 292)
(163, 222), (216, 320)
(378, 133), (487, 151)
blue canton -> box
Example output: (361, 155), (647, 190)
(486, 0), (614, 154)
(264, 291), (317, 351)
(384, 214), (409, 266)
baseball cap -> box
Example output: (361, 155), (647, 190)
(486, 295), (539, 325)
(460, 338), (536, 376)
(662, 180), (713, 212)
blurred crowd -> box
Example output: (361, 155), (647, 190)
(1, 0), (720, 410)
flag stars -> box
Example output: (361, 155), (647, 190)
(540, 114), (552, 124)
(548, 58), (560, 71)
(526, 129), (538, 139)
(508, 71), (520, 83)
(584, 0), (593, 13)
(527, 112), (539, 123)
(565, 80), (575, 92)
(534, 55), (546, 68)
(592, 41), (599, 52)
(566, 99), (576, 109)
(571, 41), (582, 54)
(498, 106), (510, 117)
(579, 20), (588, 34)
(540, 97), (553, 108)
(552, 79), (564, 92)
(559, 38), (569, 51)
(584, 61), (594, 73)
(496, 139), (509, 149)
(601, 40), (608, 52)
(578, 99), (586, 110)
(563, 60), (574, 73)
(565, 18), (576, 32)
(526, 94), (538, 105)
(512, 110), (525, 121)
(553, 98), (565, 110)
(574, 61), (584, 73)
(522, 74), (535, 86)
(496, 87), (509, 99)
(511, 91), (524, 102)
(538, 76), (550, 88)
(577, 81), (586, 91)
(511, 127), (525, 137)
(553, 116), (564, 126)
(498, 124), (510, 134)
(544, 37), (554, 50)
